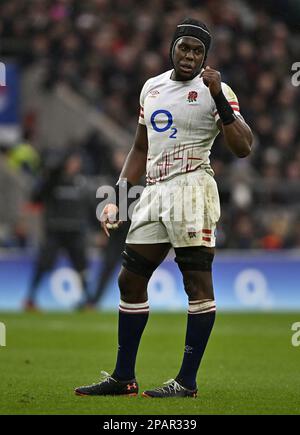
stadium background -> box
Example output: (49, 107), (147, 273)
(0, 0), (300, 417)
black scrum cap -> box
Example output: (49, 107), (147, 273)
(170, 18), (211, 67)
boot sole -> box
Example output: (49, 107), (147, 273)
(142, 392), (197, 398)
(74, 390), (138, 397)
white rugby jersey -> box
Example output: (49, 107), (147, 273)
(138, 69), (242, 184)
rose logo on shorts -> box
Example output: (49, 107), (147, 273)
(187, 91), (198, 103)
(187, 226), (198, 239)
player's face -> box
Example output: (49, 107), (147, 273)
(173, 37), (205, 81)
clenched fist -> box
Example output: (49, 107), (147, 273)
(200, 66), (222, 97)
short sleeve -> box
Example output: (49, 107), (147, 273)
(213, 82), (244, 124)
(138, 81), (148, 125)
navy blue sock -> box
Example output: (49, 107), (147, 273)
(112, 300), (149, 381)
(176, 300), (216, 390)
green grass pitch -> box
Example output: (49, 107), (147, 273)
(0, 312), (299, 415)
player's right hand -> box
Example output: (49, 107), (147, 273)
(100, 204), (122, 237)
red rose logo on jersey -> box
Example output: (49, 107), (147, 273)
(187, 91), (198, 103)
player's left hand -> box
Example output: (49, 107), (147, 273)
(200, 66), (222, 97)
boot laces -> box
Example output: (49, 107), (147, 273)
(99, 370), (116, 384)
(155, 379), (183, 394)
(87, 371), (116, 387)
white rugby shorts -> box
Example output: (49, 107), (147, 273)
(126, 171), (221, 248)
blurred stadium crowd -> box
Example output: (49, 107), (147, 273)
(0, 0), (300, 250)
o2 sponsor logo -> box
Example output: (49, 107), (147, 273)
(150, 109), (177, 139)
(50, 268), (82, 306)
(234, 269), (273, 309)
(148, 268), (182, 310)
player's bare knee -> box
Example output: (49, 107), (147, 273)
(118, 269), (135, 296)
(121, 245), (159, 280)
(183, 275), (201, 300)
(183, 271), (214, 300)
(175, 247), (215, 299)
(118, 268), (148, 302)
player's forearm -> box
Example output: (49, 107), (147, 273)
(119, 147), (147, 185)
(222, 118), (253, 158)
